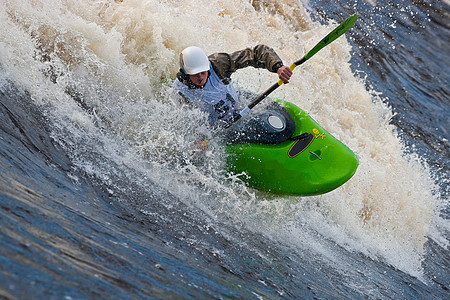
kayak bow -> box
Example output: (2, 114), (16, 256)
(225, 101), (358, 195)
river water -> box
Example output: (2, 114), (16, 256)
(1, 0), (448, 299)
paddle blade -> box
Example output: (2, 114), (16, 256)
(302, 14), (358, 62)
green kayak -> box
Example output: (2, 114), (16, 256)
(225, 100), (358, 195)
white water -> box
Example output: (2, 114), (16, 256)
(1, 0), (444, 280)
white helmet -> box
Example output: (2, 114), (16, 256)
(179, 46), (210, 75)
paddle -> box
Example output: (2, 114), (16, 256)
(225, 13), (358, 128)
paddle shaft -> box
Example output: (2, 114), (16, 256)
(225, 14), (357, 127)
(247, 57), (307, 111)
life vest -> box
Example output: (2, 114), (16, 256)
(173, 63), (238, 125)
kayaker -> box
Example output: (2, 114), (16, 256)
(173, 45), (292, 126)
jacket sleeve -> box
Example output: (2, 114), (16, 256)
(208, 45), (283, 80)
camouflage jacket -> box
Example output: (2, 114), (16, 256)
(208, 44), (284, 83)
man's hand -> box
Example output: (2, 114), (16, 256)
(277, 65), (293, 84)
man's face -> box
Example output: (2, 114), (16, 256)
(189, 71), (208, 87)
